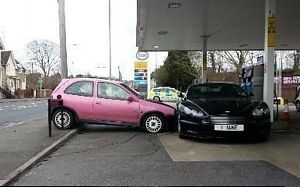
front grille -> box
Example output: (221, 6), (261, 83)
(210, 116), (245, 125)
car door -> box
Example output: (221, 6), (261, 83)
(93, 82), (140, 125)
(63, 80), (94, 120)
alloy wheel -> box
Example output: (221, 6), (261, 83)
(54, 111), (72, 129)
(145, 116), (163, 133)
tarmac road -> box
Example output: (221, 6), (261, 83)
(0, 99), (47, 128)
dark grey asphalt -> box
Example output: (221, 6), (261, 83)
(13, 125), (300, 186)
(0, 100), (47, 128)
(0, 117), (71, 180)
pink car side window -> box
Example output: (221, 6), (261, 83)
(65, 81), (93, 97)
(98, 82), (129, 100)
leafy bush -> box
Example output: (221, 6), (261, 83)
(0, 85), (15, 99)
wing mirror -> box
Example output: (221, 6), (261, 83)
(127, 96), (136, 102)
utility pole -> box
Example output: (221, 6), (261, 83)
(58, 0), (68, 79)
(108, 0), (112, 79)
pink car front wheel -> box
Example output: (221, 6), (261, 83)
(143, 114), (165, 133)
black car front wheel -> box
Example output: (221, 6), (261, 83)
(177, 115), (187, 139)
(255, 133), (270, 142)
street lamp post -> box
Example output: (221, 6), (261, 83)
(58, 0), (68, 79)
(108, 0), (112, 79)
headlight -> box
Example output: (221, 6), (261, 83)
(179, 103), (205, 117)
(252, 104), (270, 116)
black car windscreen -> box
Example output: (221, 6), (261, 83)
(187, 84), (247, 99)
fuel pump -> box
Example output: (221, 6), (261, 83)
(241, 64), (264, 101)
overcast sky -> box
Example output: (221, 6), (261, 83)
(0, 0), (168, 80)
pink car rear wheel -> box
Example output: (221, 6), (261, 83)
(52, 109), (74, 130)
(143, 113), (165, 133)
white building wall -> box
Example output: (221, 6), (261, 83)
(6, 55), (17, 77)
(0, 66), (2, 88)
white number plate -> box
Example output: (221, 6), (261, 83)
(214, 124), (244, 131)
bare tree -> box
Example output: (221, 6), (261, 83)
(27, 40), (60, 87)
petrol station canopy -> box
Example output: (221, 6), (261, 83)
(136, 0), (300, 51)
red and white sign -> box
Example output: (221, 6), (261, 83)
(282, 76), (300, 84)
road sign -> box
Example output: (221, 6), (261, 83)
(134, 61), (148, 70)
(134, 61), (148, 85)
(257, 56), (263, 65)
(268, 17), (276, 47)
(136, 51), (149, 60)
(134, 80), (147, 85)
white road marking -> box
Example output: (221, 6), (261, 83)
(0, 109), (2, 111)
(13, 108), (17, 110)
(4, 106), (9, 108)
(28, 106), (33, 108)
(10, 105), (15, 107)
(18, 106), (27, 109)
(0, 116), (47, 130)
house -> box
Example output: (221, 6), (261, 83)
(0, 38), (5, 90)
(0, 50), (26, 96)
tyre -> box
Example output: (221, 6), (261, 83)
(143, 113), (165, 133)
(177, 115), (186, 139)
(296, 101), (300, 112)
(153, 96), (160, 101)
(52, 109), (74, 129)
(254, 132), (270, 142)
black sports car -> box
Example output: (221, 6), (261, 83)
(177, 83), (271, 141)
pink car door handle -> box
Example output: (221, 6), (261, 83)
(95, 102), (101, 105)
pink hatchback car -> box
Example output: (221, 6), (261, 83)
(50, 78), (176, 133)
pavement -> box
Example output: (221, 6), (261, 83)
(0, 117), (77, 186)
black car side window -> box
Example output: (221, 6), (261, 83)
(64, 81), (94, 97)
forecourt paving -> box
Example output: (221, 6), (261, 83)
(13, 124), (300, 186)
